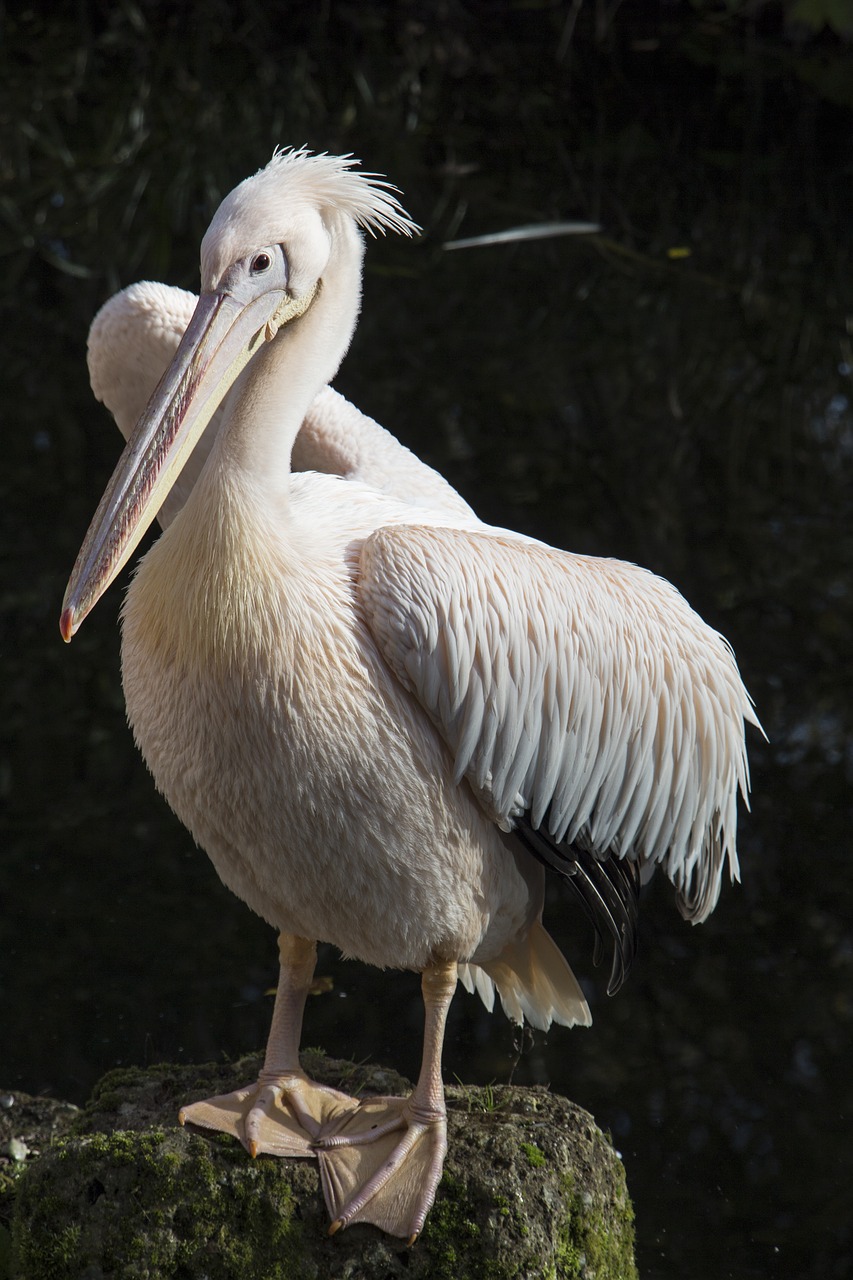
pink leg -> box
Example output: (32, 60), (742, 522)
(317, 961), (457, 1243)
(179, 934), (359, 1157)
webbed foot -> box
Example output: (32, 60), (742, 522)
(317, 1095), (448, 1243)
(179, 1069), (359, 1158)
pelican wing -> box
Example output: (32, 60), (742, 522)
(360, 524), (758, 924)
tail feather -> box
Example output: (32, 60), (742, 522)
(458, 962), (496, 1011)
(464, 922), (591, 1031)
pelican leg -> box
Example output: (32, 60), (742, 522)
(316, 960), (457, 1243)
(179, 933), (359, 1157)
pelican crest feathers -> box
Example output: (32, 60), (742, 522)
(201, 147), (419, 289)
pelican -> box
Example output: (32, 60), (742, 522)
(61, 148), (759, 1243)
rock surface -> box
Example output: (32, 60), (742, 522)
(3, 1053), (636, 1279)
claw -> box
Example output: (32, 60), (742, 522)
(179, 1072), (359, 1159)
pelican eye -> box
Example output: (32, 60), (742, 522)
(250, 251), (272, 274)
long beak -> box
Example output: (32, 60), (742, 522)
(60, 282), (316, 642)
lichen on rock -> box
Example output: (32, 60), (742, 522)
(7, 1054), (637, 1279)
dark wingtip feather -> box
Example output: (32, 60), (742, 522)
(515, 813), (641, 995)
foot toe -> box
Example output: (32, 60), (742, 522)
(317, 1099), (447, 1240)
(179, 1076), (359, 1159)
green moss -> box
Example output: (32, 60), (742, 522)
(519, 1141), (547, 1168)
(554, 1168), (637, 1280)
(421, 1168), (562, 1280)
(421, 1170), (482, 1275)
(11, 1127), (308, 1280)
(0, 1161), (23, 1263)
(78, 1066), (157, 1122)
(492, 1192), (511, 1218)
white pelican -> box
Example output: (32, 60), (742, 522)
(61, 148), (759, 1243)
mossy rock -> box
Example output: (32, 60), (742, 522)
(0, 1090), (81, 1280)
(6, 1053), (636, 1279)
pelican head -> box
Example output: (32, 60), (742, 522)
(61, 148), (418, 641)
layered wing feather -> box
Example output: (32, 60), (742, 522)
(360, 525), (759, 924)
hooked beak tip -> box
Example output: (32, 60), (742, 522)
(60, 607), (77, 644)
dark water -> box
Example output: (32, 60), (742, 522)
(2, 5), (851, 1277)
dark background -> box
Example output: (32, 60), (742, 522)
(1, 3), (851, 1277)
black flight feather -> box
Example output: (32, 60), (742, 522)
(515, 812), (641, 996)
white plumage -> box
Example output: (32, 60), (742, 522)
(63, 147), (759, 1243)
